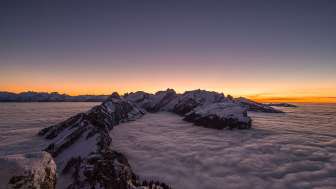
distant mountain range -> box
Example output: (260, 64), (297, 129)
(0, 91), (108, 102)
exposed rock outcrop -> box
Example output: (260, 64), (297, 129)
(172, 89), (227, 115)
(184, 102), (252, 129)
(0, 152), (56, 189)
(148, 89), (178, 112)
(235, 97), (284, 113)
(125, 89), (178, 112)
(124, 91), (152, 111)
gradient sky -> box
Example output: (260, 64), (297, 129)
(1, 0), (336, 102)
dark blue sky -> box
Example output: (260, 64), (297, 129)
(0, 0), (335, 99)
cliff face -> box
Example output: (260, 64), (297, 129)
(184, 102), (252, 129)
(34, 89), (282, 188)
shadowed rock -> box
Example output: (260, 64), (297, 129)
(172, 89), (227, 115)
(147, 89), (178, 112)
(125, 89), (178, 112)
(184, 102), (252, 129)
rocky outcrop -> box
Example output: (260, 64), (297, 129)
(146, 89), (178, 112)
(126, 89), (281, 114)
(124, 91), (152, 111)
(172, 89), (227, 115)
(38, 92), (171, 189)
(0, 152), (56, 189)
(184, 102), (252, 129)
(125, 89), (178, 112)
(266, 103), (297, 107)
(235, 97), (284, 113)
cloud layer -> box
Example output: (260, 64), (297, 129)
(111, 106), (336, 189)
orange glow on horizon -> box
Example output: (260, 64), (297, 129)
(249, 96), (336, 103)
(1, 84), (336, 103)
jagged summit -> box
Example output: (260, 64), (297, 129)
(124, 89), (283, 114)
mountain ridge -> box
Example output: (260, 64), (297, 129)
(0, 91), (108, 102)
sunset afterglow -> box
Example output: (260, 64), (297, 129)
(1, 1), (335, 103)
(1, 1), (336, 188)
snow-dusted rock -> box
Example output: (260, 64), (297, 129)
(0, 152), (56, 189)
(235, 97), (283, 113)
(184, 102), (252, 129)
(146, 89), (178, 112)
(173, 89), (227, 115)
(124, 91), (152, 111)
(125, 89), (178, 112)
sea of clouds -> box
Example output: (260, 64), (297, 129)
(111, 107), (336, 189)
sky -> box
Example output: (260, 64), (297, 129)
(1, 0), (336, 102)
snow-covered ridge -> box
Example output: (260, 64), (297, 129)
(126, 89), (283, 114)
(33, 89), (283, 188)
(38, 92), (170, 189)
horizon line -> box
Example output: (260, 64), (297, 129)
(1, 90), (336, 103)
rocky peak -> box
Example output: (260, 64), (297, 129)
(147, 89), (178, 112)
(173, 89), (227, 115)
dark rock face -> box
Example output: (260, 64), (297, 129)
(125, 89), (178, 112)
(184, 103), (252, 129)
(62, 150), (171, 189)
(39, 94), (144, 158)
(147, 89), (178, 112)
(124, 91), (152, 110)
(0, 152), (57, 189)
(235, 97), (284, 113)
